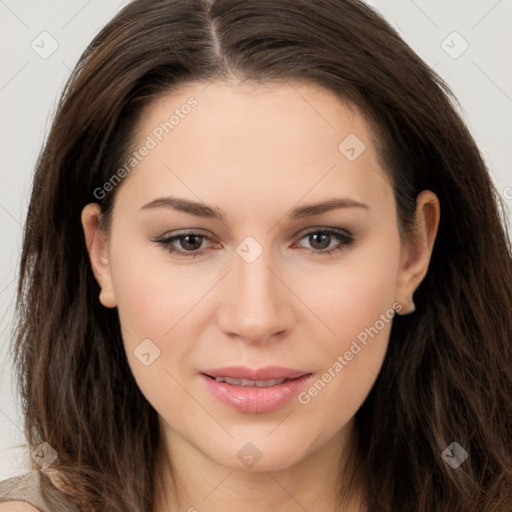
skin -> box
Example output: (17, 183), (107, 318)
(81, 80), (440, 512)
(0, 503), (40, 512)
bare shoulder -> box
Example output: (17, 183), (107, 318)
(0, 501), (41, 512)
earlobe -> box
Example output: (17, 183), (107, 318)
(395, 190), (440, 314)
(81, 203), (117, 308)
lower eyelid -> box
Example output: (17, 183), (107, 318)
(295, 230), (354, 252)
(154, 229), (354, 256)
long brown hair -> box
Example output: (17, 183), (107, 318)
(11, 0), (512, 510)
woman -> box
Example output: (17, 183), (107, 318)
(1, 0), (511, 511)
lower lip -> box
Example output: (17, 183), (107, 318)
(200, 373), (313, 413)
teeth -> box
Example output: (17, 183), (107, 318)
(214, 376), (287, 387)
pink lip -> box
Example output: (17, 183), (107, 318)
(200, 366), (313, 413)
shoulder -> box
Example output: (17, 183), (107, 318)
(0, 502), (41, 511)
(0, 471), (49, 512)
(0, 470), (77, 512)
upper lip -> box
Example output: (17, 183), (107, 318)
(201, 366), (311, 381)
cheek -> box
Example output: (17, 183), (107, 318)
(107, 243), (201, 411)
(295, 234), (400, 414)
(109, 234), (203, 338)
(303, 227), (400, 343)
(107, 235), (221, 389)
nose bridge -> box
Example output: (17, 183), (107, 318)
(217, 241), (294, 343)
(236, 250), (278, 307)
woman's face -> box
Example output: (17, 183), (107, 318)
(83, 80), (438, 473)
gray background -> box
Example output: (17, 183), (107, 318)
(1, 0), (511, 480)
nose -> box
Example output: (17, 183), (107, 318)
(216, 249), (296, 345)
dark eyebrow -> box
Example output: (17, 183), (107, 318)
(139, 196), (368, 221)
(289, 198), (369, 218)
(140, 197), (228, 223)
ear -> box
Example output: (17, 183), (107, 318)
(395, 190), (440, 313)
(81, 203), (117, 308)
(42, 468), (73, 495)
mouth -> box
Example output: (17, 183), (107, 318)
(202, 374), (304, 388)
(199, 366), (314, 413)
(201, 365), (310, 382)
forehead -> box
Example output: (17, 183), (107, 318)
(114, 80), (392, 221)
(136, 79), (371, 151)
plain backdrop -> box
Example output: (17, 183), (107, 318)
(1, 0), (511, 481)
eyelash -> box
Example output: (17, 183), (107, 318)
(152, 228), (354, 258)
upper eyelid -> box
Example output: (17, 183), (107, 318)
(156, 227), (353, 249)
(161, 224), (352, 236)
(157, 226), (352, 240)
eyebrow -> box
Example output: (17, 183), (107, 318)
(139, 196), (369, 221)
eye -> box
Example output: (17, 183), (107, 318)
(152, 232), (219, 258)
(292, 228), (354, 256)
(152, 228), (354, 258)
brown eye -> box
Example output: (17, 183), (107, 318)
(176, 234), (205, 251)
(293, 228), (354, 256)
(152, 232), (215, 258)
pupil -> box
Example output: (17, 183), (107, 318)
(182, 235), (202, 250)
(310, 233), (330, 250)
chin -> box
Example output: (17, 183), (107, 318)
(206, 436), (309, 472)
